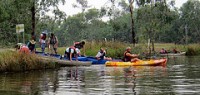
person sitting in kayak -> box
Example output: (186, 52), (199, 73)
(123, 47), (140, 62)
(95, 48), (112, 61)
(172, 48), (179, 53)
(160, 48), (167, 54)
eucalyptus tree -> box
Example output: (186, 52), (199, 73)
(57, 8), (109, 46)
(179, 0), (200, 43)
(73, 0), (90, 13)
(33, 0), (66, 39)
(0, 0), (33, 45)
(136, 0), (177, 52)
(0, 0), (66, 45)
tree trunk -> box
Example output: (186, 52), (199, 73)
(129, 0), (135, 46)
(152, 39), (155, 53)
(31, 1), (35, 40)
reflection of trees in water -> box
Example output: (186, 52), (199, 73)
(123, 67), (137, 94)
(0, 70), (54, 95)
(66, 67), (85, 81)
(52, 69), (59, 92)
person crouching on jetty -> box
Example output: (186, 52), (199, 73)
(15, 43), (30, 54)
(64, 46), (80, 61)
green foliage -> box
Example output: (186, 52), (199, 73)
(179, 0), (200, 43)
(1, 0), (200, 48)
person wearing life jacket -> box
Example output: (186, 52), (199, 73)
(74, 41), (85, 49)
(39, 32), (47, 53)
(74, 41), (85, 55)
(160, 48), (167, 54)
(95, 48), (112, 61)
(48, 33), (58, 55)
(18, 44), (30, 54)
(123, 47), (140, 62)
(64, 46), (80, 61)
(27, 39), (36, 53)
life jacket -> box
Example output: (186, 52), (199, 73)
(123, 51), (132, 62)
(19, 45), (30, 54)
(40, 33), (46, 40)
(28, 42), (35, 50)
(50, 36), (57, 45)
(66, 46), (76, 54)
(99, 51), (105, 59)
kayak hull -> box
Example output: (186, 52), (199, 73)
(105, 58), (167, 66)
(35, 51), (107, 64)
(160, 52), (186, 56)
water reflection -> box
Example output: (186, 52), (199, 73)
(1, 56), (200, 95)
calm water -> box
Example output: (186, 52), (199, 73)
(0, 56), (200, 95)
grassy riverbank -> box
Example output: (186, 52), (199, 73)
(0, 42), (199, 72)
(52, 41), (199, 58)
(0, 50), (56, 72)
(37, 41), (200, 58)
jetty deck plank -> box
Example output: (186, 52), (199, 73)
(40, 56), (92, 66)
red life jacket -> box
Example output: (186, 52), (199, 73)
(19, 45), (30, 54)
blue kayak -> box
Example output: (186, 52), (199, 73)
(35, 51), (107, 64)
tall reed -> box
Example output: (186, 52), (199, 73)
(186, 44), (200, 56)
(56, 41), (149, 59)
(0, 50), (56, 72)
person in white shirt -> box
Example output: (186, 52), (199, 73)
(95, 48), (112, 61)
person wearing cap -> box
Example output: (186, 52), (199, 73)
(95, 48), (112, 61)
(123, 47), (140, 62)
(27, 39), (36, 53)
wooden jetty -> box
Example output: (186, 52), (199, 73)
(40, 56), (92, 66)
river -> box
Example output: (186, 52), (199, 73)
(0, 56), (200, 95)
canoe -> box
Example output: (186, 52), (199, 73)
(35, 51), (108, 64)
(105, 58), (167, 66)
(160, 52), (186, 56)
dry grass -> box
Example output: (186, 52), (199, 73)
(0, 50), (56, 72)
(36, 42), (200, 58)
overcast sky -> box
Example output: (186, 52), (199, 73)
(58, 0), (188, 16)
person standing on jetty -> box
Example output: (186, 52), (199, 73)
(27, 39), (36, 53)
(48, 33), (58, 55)
(39, 32), (47, 53)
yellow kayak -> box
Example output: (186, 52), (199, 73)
(105, 58), (167, 67)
